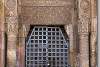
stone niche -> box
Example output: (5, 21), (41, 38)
(20, 0), (74, 25)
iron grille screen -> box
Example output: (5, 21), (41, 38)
(25, 26), (69, 67)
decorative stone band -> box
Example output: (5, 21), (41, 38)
(21, 0), (73, 7)
(21, 6), (72, 25)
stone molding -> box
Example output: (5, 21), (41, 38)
(90, 0), (97, 67)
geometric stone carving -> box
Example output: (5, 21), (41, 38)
(7, 23), (18, 34)
(6, 17), (18, 23)
(78, 16), (90, 33)
(21, 6), (72, 25)
(78, 0), (90, 34)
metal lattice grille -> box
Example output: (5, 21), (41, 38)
(26, 26), (69, 67)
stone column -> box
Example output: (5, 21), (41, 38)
(5, 0), (18, 67)
(78, 0), (91, 67)
(64, 24), (74, 67)
(78, 33), (89, 67)
(0, 0), (5, 67)
(90, 0), (97, 67)
(17, 24), (30, 67)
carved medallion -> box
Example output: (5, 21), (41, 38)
(80, 0), (89, 11)
(6, 0), (16, 10)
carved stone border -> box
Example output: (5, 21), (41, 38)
(78, 0), (91, 67)
(5, 0), (18, 67)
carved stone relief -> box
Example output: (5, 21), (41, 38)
(7, 23), (18, 35)
(78, 16), (90, 33)
(21, 0), (73, 7)
(21, 6), (72, 25)
(5, 0), (18, 67)
(2, 0), (97, 67)
(78, 0), (90, 34)
(78, 0), (91, 67)
(5, 0), (16, 10)
(80, 0), (90, 11)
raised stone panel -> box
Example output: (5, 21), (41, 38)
(21, 0), (73, 7)
(21, 6), (72, 25)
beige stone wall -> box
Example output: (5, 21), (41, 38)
(1, 0), (97, 67)
(0, 0), (5, 67)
